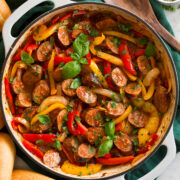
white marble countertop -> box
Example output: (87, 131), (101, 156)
(13, 6), (180, 180)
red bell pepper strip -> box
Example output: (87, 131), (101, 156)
(103, 153), (111, 159)
(43, 56), (73, 69)
(5, 77), (15, 114)
(97, 156), (134, 165)
(134, 48), (145, 57)
(86, 52), (91, 65)
(52, 17), (59, 24)
(60, 10), (87, 22)
(12, 49), (22, 61)
(137, 134), (158, 155)
(119, 44), (137, 75)
(103, 61), (116, 90)
(67, 102), (88, 135)
(23, 134), (57, 143)
(11, 120), (19, 130)
(115, 122), (124, 132)
(26, 44), (38, 54)
(128, 47), (135, 60)
(22, 139), (44, 160)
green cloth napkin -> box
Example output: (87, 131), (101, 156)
(0, 0), (180, 179)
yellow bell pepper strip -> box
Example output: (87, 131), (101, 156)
(61, 160), (102, 176)
(48, 50), (57, 95)
(103, 31), (136, 44)
(137, 79), (146, 98)
(149, 56), (156, 68)
(90, 35), (123, 66)
(89, 60), (108, 88)
(113, 105), (132, 125)
(31, 103), (66, 125)
(167, 78), (172, 93)
(122, 67), (137, 81)
(10, 61), (27, 79)
(33, 23), (59, 41)
(143, 81), (155, 100)
(138, 128), (150, 146)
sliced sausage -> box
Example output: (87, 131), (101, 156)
(22, 65), (42, 86)
(114, 134), (133, 154)
(43, 150), (61, 168)
(76, 86), (97, 105)
(12, 69), (24, 94)
(22, 106), (38, 121)
(111, 67), (127, 87)
(106, 101), (126, 116)
(58, 25), (71, 46)
(77, 144), (96, 159)
(128, 110), (147, 128)
(137, 56), (150, 75)
(125, 83), (142, 96)
(57, 109), (67, 132)
(81, 73), (102, 88)
(96, 18), (117, 30)
(37, 41), (52, 62)
(15, 92), (32, 107)
(32, 80), (50, 104)
(153, 85), (170, 113)
(83, 108), (103, 127)
(53, 67), (62, 82)
(106, 37), (119, 54)
(62, 79), (76, 97)
(85, 127), (104, 144)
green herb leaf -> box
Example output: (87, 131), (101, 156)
(135, 37), (148, 45)
(79, 58), (88, 64)
(121, 49), (127, 56)
(89, 29), (99, 37)
(36, 139), (43, 144)
(70, 78), (81, 89)
(75, 115), (81, 122)
(105, 121), (115, 138)
(104, 73), (110, 79)
(98, 140), (113, 157)
(53, 139), (61, 149)
(145, 42), (156, 58)
(38, 114), (51, 125)
(62, 61), (81, 79)
(118, 23), (133, 32)
(50, 37), (55, 47)
(58, 62), (64, 68)
(73, 24), (79, 30)
(21, 51), (34, 65)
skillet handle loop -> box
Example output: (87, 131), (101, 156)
(2, 0), (73, 55)
(138, 127), (176, 180)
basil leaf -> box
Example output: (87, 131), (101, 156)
(121, 49), (127, 56)
(21, 51), (34, 65)
(62, 61), (81, 79)
(70, 78), (81, 89)
(105, 121), (115, 138)
(79, 58), (88, 64)
(38, 114), (51, 125)
(135, 37), (148, 45)
(53, 139), (61, 149)
(98, 140), (113, 157)
(145, 42), (156, 58)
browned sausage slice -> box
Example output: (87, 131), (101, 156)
(76, 86), (97, 105)
(106, 37), (119, 54)
(77, 144), (96, 159)
(125, 83), (142, 96)
(43, 149), (61, 168)
(32, 80), (50, 104)
(106, 101), (126, 116)
(37, 41), (52, 62)
(96, 18), (117, 30)
(57, 109), (67, 132)
(137, 56), (150, 75)
(22, 65), (42, 86)
(83, 108), (103, 127)
(81, 73), (102, 88)
(111, 67), (127, 87)
(62, 79), (76, 97)
(22, 106), (38, 121)
(153, 85), (170, 113)
(58, 25), (71, 46)
(15, 92), (32, 107)
(12, 76), (24, 94)
(128, 110), (147, 128)
(114, 134), (133, 154)
(85, 127), (104, 144)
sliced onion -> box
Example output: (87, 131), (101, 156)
(92, 88), (121, 102)
(143, 68), (160, 86)
(13, 117), (30, 130)
(39, 95), (68, 112)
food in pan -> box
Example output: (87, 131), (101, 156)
(5, 9), (171, 176)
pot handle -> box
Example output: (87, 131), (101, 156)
(115, 127), (176, 180)
(2, 0), (73, 55)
